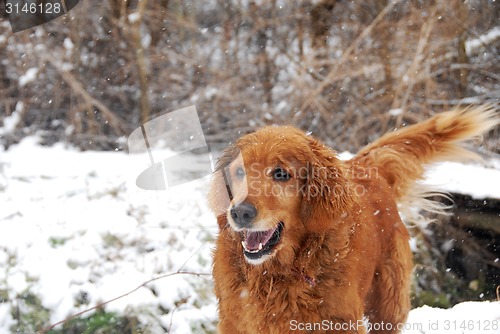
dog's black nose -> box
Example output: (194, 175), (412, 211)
(230, 202), (257, 228)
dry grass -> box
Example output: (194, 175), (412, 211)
(0, 0), (498, 153)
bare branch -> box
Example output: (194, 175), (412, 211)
(43, 57), (127, 135)
(37, 270), (211, 334)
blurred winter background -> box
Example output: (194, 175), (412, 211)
(0, 0), (499, 333)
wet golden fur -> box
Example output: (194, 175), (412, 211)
(208, 106), (498, 334)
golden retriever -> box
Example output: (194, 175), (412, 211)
(208, 106), (498, 334)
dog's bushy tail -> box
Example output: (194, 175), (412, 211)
(352, 105), (498, 215)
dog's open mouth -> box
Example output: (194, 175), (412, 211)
(241, 222), (284, 260)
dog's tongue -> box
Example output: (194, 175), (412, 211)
(244, 228), (275, 251)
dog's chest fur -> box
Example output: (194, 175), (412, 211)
(214, 229), (357, 334)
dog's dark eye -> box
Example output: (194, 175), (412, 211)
(272, 167), (291, 182)
(235, 166), (245, 179)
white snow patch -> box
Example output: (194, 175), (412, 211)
(65, 124), (75, 135)
(0, 103), (23, 133)
(389, 108), (403, 116)
(0, 137), (217, 333)
(204, 87), (218, 99)
(63, 37), (74, 50)
(338, 151), (355, 160)
(19, 67), (39, 87)
(466, 26), (500, 55)
(423, 161), (500, 199)
(0, 304), (15, 333)
(128, 12), (140, 23)
(276, 100), (288, 113)
(142, 33), (151, 48)
(403, 301), (500, 333)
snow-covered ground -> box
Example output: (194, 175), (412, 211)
(424, 160), (500, 199)
(0, 137), (217, 333)
(0, 137), (498, 333)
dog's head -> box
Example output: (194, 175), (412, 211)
(208, 126), (355, 265)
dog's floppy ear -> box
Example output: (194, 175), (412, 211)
(208, 144), (240, 230)
(300, 137), (355, 233)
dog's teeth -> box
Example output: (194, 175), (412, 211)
(241, 241), (263, 253)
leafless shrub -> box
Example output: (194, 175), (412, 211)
(0, 0), (497, 153)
